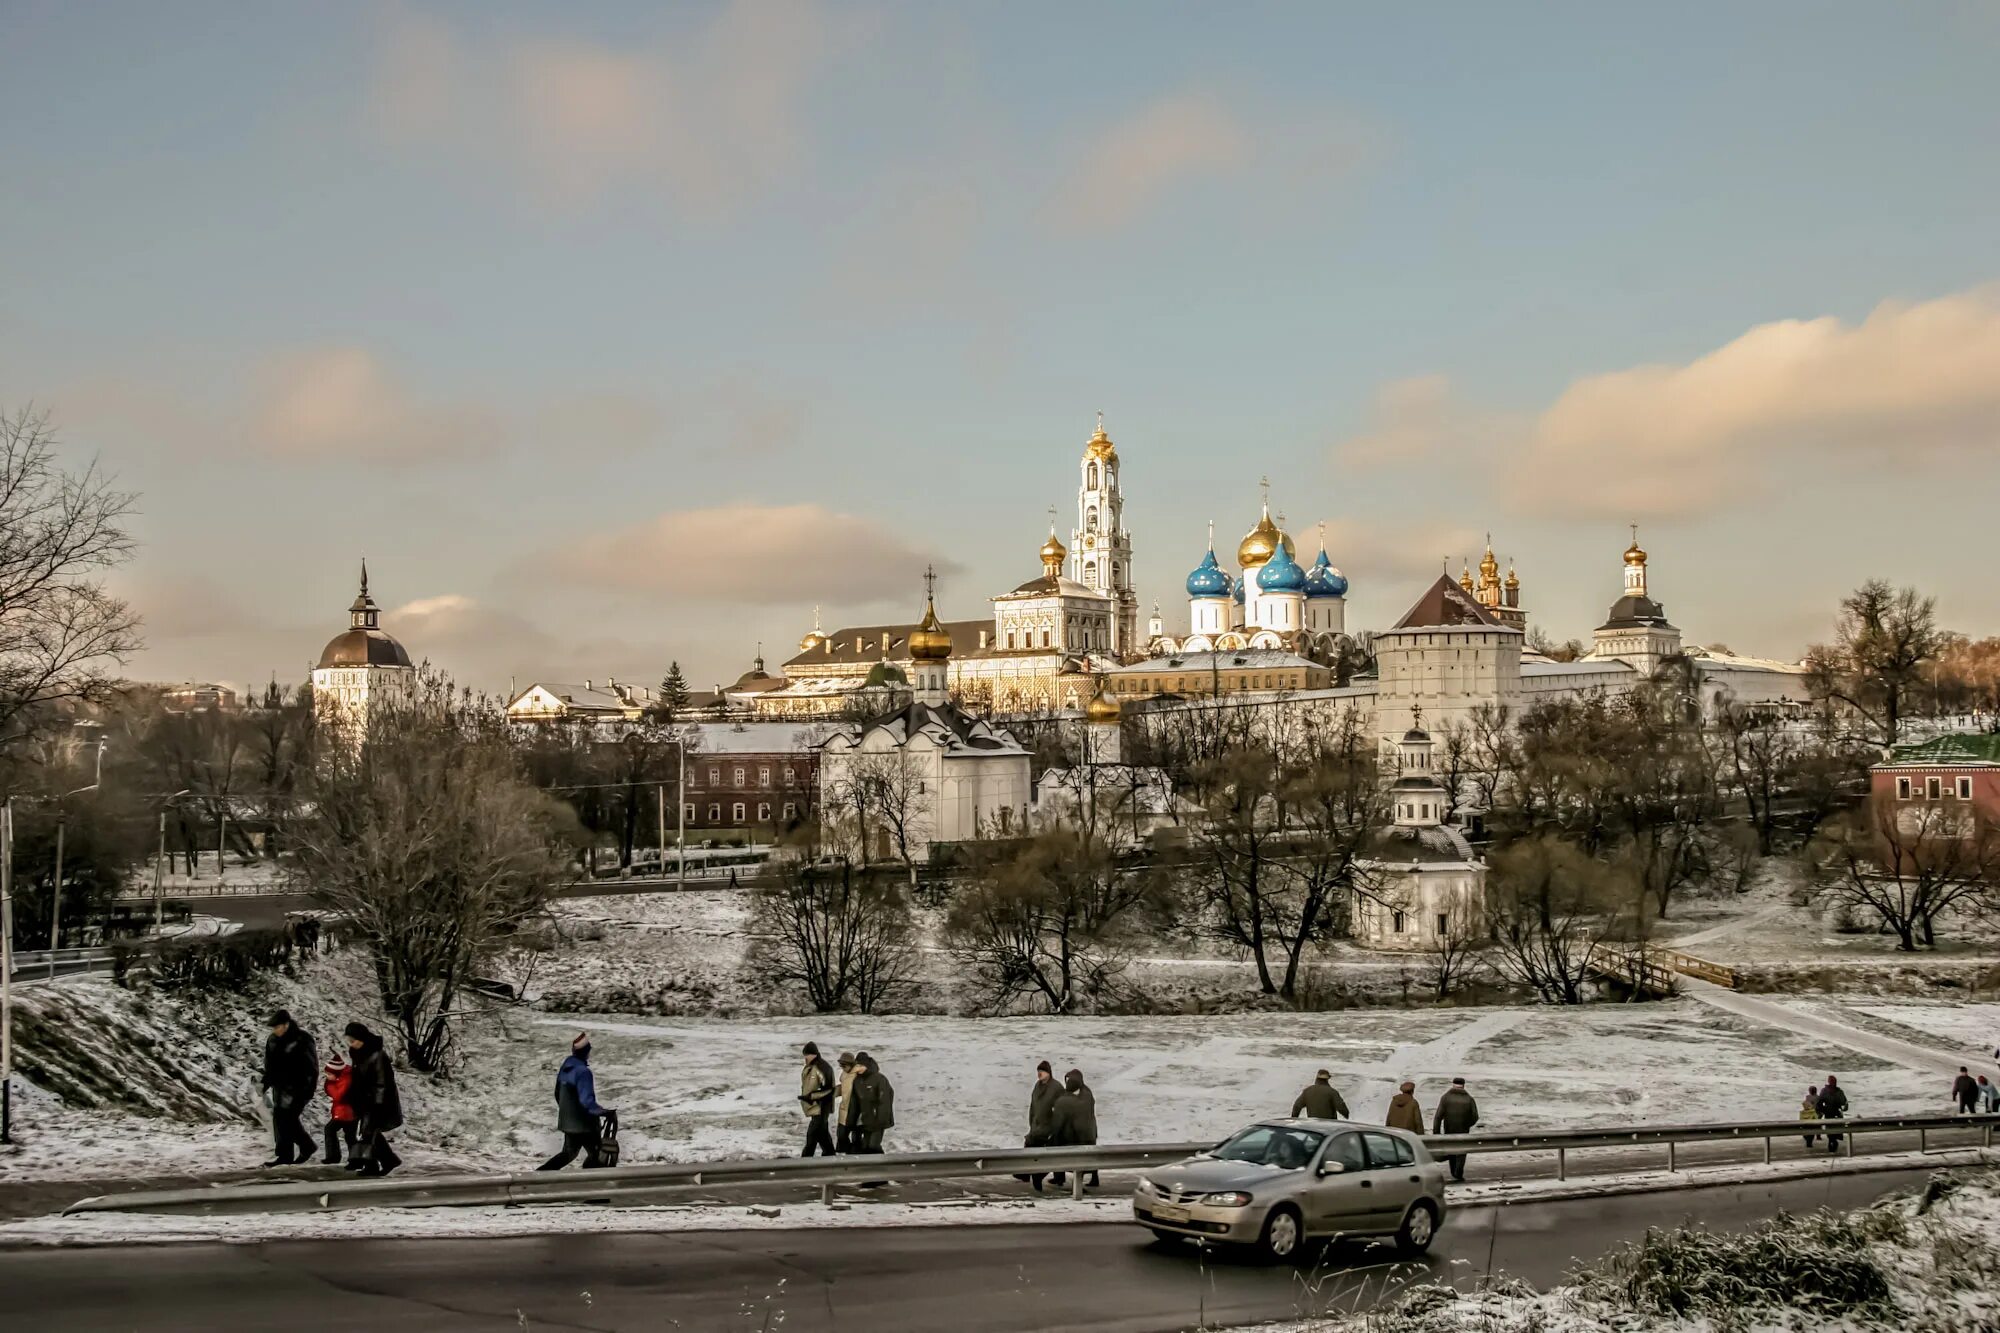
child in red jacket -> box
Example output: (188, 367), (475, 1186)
(322, 1051), (359, 1166)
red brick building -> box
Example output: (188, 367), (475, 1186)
(1867, 733), (2000, 870)
(678, 721), (822, 833)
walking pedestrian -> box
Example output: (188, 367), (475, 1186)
(1431, 1077), (1480, 1181)
(1047, 1068), (1099, 1190)
(321, 1049), (359, 1166)
(1979, 1075), (1999, 1114)
(1386, 1080), (1425, 1134)
(260, 1010), (319, 1167)
(1952, 1066), (1979, 1114)
(539, 1032), (612, 1171)
(851, 1052), (895, 1154)
(1023, 1060), (1062, 1192)
(1290, 1069), (1351, 1120)
(834, 1051), (859, 1153)
(799, 1041), (836, 1157)
(1799, 1086), (1819, 1148)
(1814, 1075), (1849, 1154)
(344, 1022), (403, 1177)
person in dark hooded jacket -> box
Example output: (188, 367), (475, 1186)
(1046, 1068), (1098, 1189)
(1431, 1077), (1480, 1180)
(850, 1051), (895, 1152)
(260, 1010), (320, 1166)
(1021, 1060), (1063, 1191)
(540, 1032), (611, 1170)
(344, 1022), (403, 1177)
(1814, 1075), (1849, 1154)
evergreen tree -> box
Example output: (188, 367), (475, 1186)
(657, 661), (692, 721)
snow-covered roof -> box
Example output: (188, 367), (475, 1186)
(1111, 648), (1322, 673)
(833, 700), (1027, 755)
(670, 721), (827, 754)
(1524, 659), (1638, 679)
(1685, 648), (1808, 675)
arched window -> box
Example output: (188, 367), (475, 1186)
(1086, 507), (1098, 532)
(1084, 559), (1096, 583)
(1087, 463), (1098, 489)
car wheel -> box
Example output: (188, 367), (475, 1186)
(1395, 1202), (1439, 1256)
(1258, 1206), (1304, 1264)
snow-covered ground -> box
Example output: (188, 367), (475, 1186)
(6, 947), (1996, 1186)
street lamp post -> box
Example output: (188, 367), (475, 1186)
(154, 789), (190, 938)
(48, 737), (108, 978)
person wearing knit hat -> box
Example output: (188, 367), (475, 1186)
(834, 1052), (860, 1153)
(799, 1042), (837, 1156)
(539, 1032), (611, 1171)
(1022, 1059), (1062, 1191)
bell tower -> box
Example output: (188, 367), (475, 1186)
(1070, 412), (1137, 657)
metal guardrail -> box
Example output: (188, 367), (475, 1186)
(65, 1114), (2000, 1218)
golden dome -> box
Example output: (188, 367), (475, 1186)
(1040, 529), (1068, 574)
(1504, 563), (1520, 589)
(1236, 508), (1295, 568)
(1624, 540), (1647, 566)
(908, 595), (953, 662)
(1084, 679), (1122, 723)
(1458, 563), (1474, 593)
(1085, 413), (1116, 462)
(1479, 543), (1500, 582)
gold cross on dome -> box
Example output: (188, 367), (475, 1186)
(1048, 504), (1059, 533)
(923, 564), (937, 598)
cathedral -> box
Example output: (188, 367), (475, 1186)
(1145, 495), (1351, 661)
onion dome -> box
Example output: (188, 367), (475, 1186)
(1458, 563), (1474, 594)
(1505, 563), (1519, 590)
(1625, 537), (1647, 567)
(1305, 548), (1348, 599)
(1084, 678), (1122, 723)
(864, 660), (908, 688)
(1479, 542), (1500, 583)
(908, 592), (953, 662)
(1256, 540), (1307, 592)
(316, 561), (412, 669)
(1236, 504), (1295, 568)
(1186, 547), (1230, 598)
(1085, 413), (1117, 462)
(1232, 576), (1246, 605)
(1039, 528), (1068, 575)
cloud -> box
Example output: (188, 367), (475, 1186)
(1517, 286), (2000, 517)
(1046, 92), (1250, 232)
(1314, 517), (1488, 589)
(251, 347), (498, 462)
(1332, 286), (2000, 520)
(368, 0), (837, 213)
(1333, 375), (1518, 470)
(538, 503), (958, 606)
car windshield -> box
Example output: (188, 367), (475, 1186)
(1211, 1125), (1327, 1169)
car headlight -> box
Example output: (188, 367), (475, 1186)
(1137, 1178), (1160, 1195)
(1201, 1191), (1253, 1207)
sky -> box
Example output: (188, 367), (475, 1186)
(4, 1), (1998, 696)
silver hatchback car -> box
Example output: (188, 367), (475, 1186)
(1132, 1119), (1448, 1262)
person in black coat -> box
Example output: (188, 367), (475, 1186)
(260, 1010), (319, 1166)
(1022, 1060), (1062, 1191)
(1046, 1068), (1099, 1189)
(344, 1022), (404, 1177)
(1814, 1075), (1849, 1154)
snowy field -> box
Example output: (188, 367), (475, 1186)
(5, 959), (1995, 1184)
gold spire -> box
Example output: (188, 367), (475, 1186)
(1504, 561), (1519, 589)
(1458, 561), (1474, 593)
(1479, 535), (1499, 583)
(1085, 410), (1116, 461)
(1084, 675), (1122, 723)
(1624, 522), (1647, 566)
(909, 566), (953, 661)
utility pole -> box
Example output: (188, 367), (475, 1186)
(2, 799), (16, 1143)
(151, 810), (166, 937)
(48, 816), (65, 981)
(656, 782), (666, 879)
(676, 741), (687, 891)
(217, 810), (227, 887)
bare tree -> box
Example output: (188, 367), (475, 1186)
(291, 672), (578, 1070)
(0, 406), (142, 749)
(1485, 834), (1620, 1004)
(846, 748), (930, 886)
(1810, 793), (1998, 951)
(1806, 580), (1946, 746)
(1268, 708), (1388, 997)
(755, 841), (915, 1012)
(946, 819), (1159, 1013)
(1417, 916), (1488, 1001)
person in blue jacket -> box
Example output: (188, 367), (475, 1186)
(538, 1031), (612, 1170)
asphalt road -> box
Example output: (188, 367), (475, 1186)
(0, 1169), (1936, 1332)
